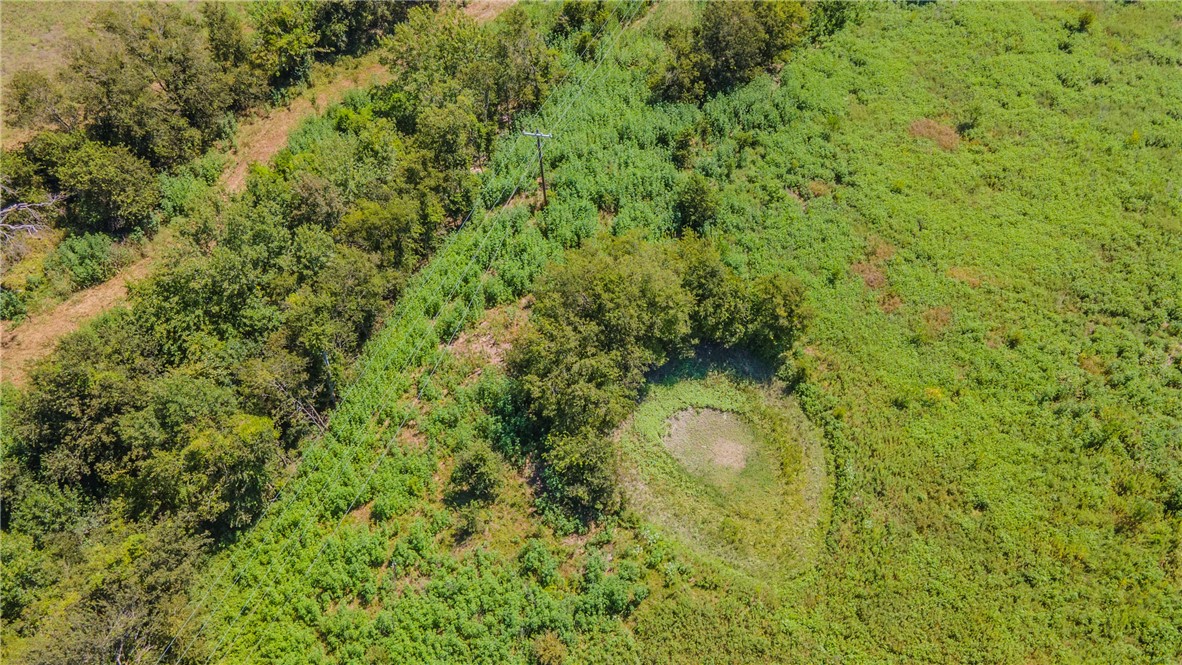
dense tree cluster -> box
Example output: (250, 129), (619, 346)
(509, 233), (808, 517)
(1, 1), (438, 320)
(650, 0), (809, 103)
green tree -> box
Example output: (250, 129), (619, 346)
(177, 414), (282, 533)
(509, 235), (693, 515)
(249, 1), (319, 92)
(652, 1), (808, 101)
(336, 197), (423, 277)
(72, 3), (234, 166)
(17, 521), (206, 665)
(202, 1), (270, 111)
(807, 0), (861, 42)
(673, 234), (749, 346)
(510, 235), (692, 435)
(649, 24), (709, 103)
(493, 6), (561, 115)
(541, 430), (621, 515)
(0, 532), (53, 623)
(312, 0), (429, 57)
(700, 0), (767, 93)
(14, 309), (160, 492)
(53, 140), (161, 232)
(746, 273), (809, 361)
(673, 171), (719, 235)
(3, 69), (81, 131)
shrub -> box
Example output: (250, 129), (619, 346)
(531, 632), (568, 665)
(673, 172), (719, 235)
(44, 233), (118, 289)
(518, 538), (559, 586)
(448, 440), (503, 504)
(0, 288), (27, 322)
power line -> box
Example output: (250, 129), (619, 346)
(197, 6), (644, 662)
(161, 6), (641, 663)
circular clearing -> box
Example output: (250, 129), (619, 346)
(618, 367), (828, 583)
(664, 408), (754, 475)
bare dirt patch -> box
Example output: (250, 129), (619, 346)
(909, 118), (960, 151)
(448, 330), (511, 368)
(664, 408), (754, 478)
(463, 0), (517, 22)
(1, 257), (151, 386)
(223, 59), (392, 192)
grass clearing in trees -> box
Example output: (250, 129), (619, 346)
(619, 350), (827, 586)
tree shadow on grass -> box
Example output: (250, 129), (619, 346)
(646, 343), (776, 390)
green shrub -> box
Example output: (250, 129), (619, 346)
(0, 287), (27, 322)
(673, 172), (720, 235)
(44, 233), (118, 289)
(518, 538), (559, 586)
(448, 440), (503, 504)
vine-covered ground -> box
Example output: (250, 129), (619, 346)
(192, 2), (1180, 661)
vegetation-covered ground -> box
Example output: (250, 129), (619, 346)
(2, 1), (1180, 663)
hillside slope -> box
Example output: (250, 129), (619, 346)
(175, 2), (1181, 663)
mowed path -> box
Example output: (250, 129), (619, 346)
(222, 58), (392, 192)
(1, 257), (151, 386)
(1, 0), (517, 385)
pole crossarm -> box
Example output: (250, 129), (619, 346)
(522, 130), (553, 206)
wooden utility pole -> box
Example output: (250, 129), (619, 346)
(522, 130), (552, 207)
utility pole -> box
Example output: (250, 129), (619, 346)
(522, 130), (552, 207)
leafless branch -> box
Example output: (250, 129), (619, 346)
(0, 184), (66, 243)
(270, 378), (329, 433)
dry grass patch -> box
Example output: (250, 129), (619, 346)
(879, 291), (903, 314)
(919, 306), (953, 340)
(663, 408), (755, 484)
(852, 261), (887, 289)
(909, 118), (960, 151)
(947, 265), (984, 288)
(806, 180), (833, 199)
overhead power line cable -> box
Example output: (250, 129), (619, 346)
(160, 5), (643, 663)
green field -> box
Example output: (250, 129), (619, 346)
(179, 2), (1180, 661)
(2, 1), (1180, 663)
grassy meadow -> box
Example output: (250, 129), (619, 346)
(3, 0), (1178, 663)
(170, 1), (1181, 662)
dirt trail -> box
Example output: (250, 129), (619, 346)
(1, 258), (151, 386)
(223, 60), (393, 192)
(464, 0), (516, 22)
(3, 0), (519, 384)
(222, 0), (515, 193)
